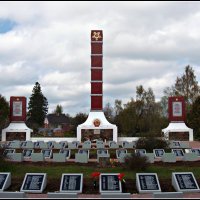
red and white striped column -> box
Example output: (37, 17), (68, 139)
(91, 30), (103, 111)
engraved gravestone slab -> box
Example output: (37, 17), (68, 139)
(23, 149), (33, 158)
(116, 149), (127, 158)
(172, 172), (200, 193)
(3, 149), (15, 156)
(97, 149), (108, 155)
(41, 149), (52, 159)
(135, 149), (146, 156)
(172, 149), (184, 157)
(153, 149), (165, 158)
(136, 173), (161, 193)
(20, 173), (47, 193)
(190, 149), (200, 156)
(60, 174), (83, 193)
(59, 149), (70, 159)
(99, 173), (122, 193)
(78, 149), (89, 158)
(0, 173), (11, 191)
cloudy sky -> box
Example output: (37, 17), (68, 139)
(1, 1), (200, 116)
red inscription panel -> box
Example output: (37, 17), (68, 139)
(168, 96), (186, 122)
(91, 69), (102, 81)
(91, 43), (102, 54)
(10, 96), (26, 122)
(91, 96), (102, 110)
(91, 82), (102, 94)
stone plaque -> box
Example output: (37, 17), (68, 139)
(60, 174), (83, 193)
(97, 149), (108, 155)
(100, 173), (122, 193)
(135, 149), (146, 156)
(172, 149), (184, 157)
(116, 149), (127, 158)
(191, 149), (200, 156)
(41, 150), (52, 158)
(3, 149), (15, 156)
(0, 173), (11, 191)
(172, 172), (200, 192)
(20, 173), (47, 193)
(23, 149), (33, 158)
(136, 173), (161, 193)
(154, 149), (165, 157)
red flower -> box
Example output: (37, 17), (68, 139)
(117, 173), (125, 181)
(91, 172), (100, 179)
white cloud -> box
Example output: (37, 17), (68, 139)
(0, 1), (200, 116)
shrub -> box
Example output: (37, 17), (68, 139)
(136, 137), (169, 152)
(123, 153), (150, 171)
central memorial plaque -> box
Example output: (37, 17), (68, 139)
(20, 173), (47, 193)
(0, 173), (11, 191)
(60, 173), (83, 193)
(136, 173), (161, 193)
(100, 173), (122, 193)
(172, 172), (200, 192)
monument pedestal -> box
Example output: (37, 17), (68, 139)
(77, 111), (117, 142)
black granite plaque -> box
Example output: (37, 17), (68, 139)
(139, 175), (159, 190)
(60, 150), (69, 157)
(0, 174), (8, 189)
(3, 149), (15, 156)
(175, 174), (198, 190)
(191, 149), (200, 156)
(23, 150), (32, 157)
(173, 141), (180, 147)
(136, 149), (146, 156)
(79, 150), (88, 155)
(22, 175), (44, 191)
(101, 174), (121, 192)
(155, 149), (164, 157)
(98, 150), (108, 155)
(42, 150), (51, 158)
(117, 150), (127, 157)
(173, 149), (184, 156)
(61, 175), (82, 191)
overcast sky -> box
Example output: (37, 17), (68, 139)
(1, 1), (200, 116)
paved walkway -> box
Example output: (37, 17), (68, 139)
(25, 192), (200, 199)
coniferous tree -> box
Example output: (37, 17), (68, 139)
(53, 105), (63, 115)
(28, 82), (48, 127)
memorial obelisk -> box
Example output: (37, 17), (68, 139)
(77, 30), (117, 142)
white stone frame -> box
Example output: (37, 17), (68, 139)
(0, 173), (11, 191)
(172, 172), (200, 192)
(20, 173), (47, 193)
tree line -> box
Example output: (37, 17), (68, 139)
(1, 65), (200, 139)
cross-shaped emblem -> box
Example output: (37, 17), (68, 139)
(92, 32), (102, 41)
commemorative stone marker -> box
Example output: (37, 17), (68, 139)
(135, 149), (146, 156)
(172, 172), (200, 193)
(60, 174), (83, 193)
(3, 149), (15, 156)
(0, 173), (11, 191)
(190, 149), (200, 156)
(41, 149), (52, 159)
(23, 149), (33, 158)
(20, 173), (47, 193)
(172, 149), (184, 157)
(100, 173), (122, 193)
(153, 149), (165, 158)
(136, 173), (161, 193)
